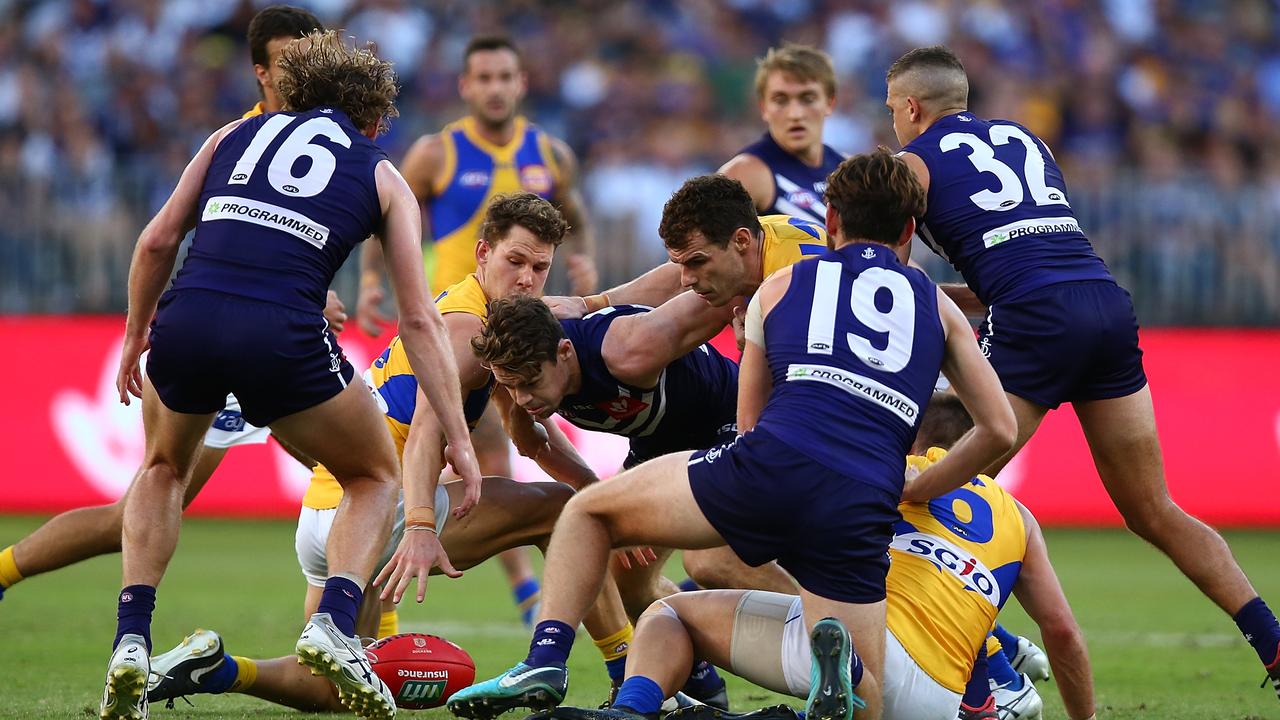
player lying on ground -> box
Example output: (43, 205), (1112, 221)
(99, 31), (486, 720)
(0, 4), (339, 606)
(144, 193), (634, 714)
(884, 45), (1280, 699)
(446, 151), (1016, 720)
(544, 394), (1094, 720)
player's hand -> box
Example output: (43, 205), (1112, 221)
(375, 528), (462, 603)
(567, 254), (599, 296)
(356, 284), (392, 336)
(444, 443), (483, 518)
(614, 546), (659, 570)
(544, 295), (587, 320)
(731, 304), (747, 353)
(115, 332), (150, 405)
(323, 290), (347, 334)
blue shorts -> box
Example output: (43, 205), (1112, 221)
(687, 428), (900, 604)
(146, 289), (355, 427)
(624, 420), (738, 469)
(978, 281), (1147, 410)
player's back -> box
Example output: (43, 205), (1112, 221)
(904, 111), (1111, 305)
(738, 133), (843, 225)
(886, 447), (1027, 693)
(172, 107), (388, 312)
(557, 305), (739, 466)
(759, 214), (828, 277)
(755, 243), (943, 493)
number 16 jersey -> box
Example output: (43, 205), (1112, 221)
(172, 107), (388, 313)
(904, 112), (1111, 306)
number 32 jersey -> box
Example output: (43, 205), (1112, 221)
(755, 243), (944, 495)
(171, 107), (388, 312)
(904, 112), (1112, 306)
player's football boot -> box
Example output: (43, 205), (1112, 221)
(100, 634), (150, 720)
(991, 674), (1042, 720)
(548, 705), (659, 720)
(447, 662), (568, 719)
(1008, 637), (1050, 683)
(666, 703), (802, 720)
(805, 618), (865, 720)
(1264, 642), (1280, 702)
(956, 696), (998, 720)
(683, 679), (729, 711)
(147, 629), (225, 704)
(296, 612), (396, 719)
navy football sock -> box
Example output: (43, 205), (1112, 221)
(525, 619), (576, 667)
(613, 675), (665, 715)
(682, 660), (725, 696)
(961, 647), (991, 708)
(513, 578), (541, 626)
(987, 639), (1023, 689)
(1234, 596), (1280, 666)
(113, 584), (156, 652)
(203, 654), (239, 694)
(992, 624), (1021, 662)
(606, 656), (627, 683)
(677, 578), (701, 592)
(317, 576), (363, 637)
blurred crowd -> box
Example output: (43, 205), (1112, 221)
(1, 0), (1278, 323)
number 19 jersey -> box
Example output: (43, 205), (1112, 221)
(755, 243), (944, 495)
(904, 112), (1111, 306)
(172, 107), (388, 312)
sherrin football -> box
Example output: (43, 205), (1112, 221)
(367, 633), (476, 709)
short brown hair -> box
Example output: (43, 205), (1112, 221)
(824, 150), (926, 246)
(659, 175), (762, 251)
(916, 393), (974, 450)
(754, 43), (836, 100)
(463, 35), (522, 73)
(276, 30), (399, 134)
(248, 5), (323, 68)
(481, 192), (569, 248)
(472, 295), (563, 382)
(885, 46), (968, 108)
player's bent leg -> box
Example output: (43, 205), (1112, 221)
(799, 590), (885, 720)
(682, 547), (798, 595)
(982, 393), (1048, 477)
(474, 404), (542, 626)
(437, 478), (574, 571)
(611, 548), (677, 621)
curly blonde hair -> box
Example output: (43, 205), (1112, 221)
(276, 30), (399, 134)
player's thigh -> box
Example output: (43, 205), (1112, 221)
(269, 376), (399, 484)
(182, 446), (227, 507)
(984, 392), (1048, 476)
(140, 378), (217, 475)
(799, 587), (887, 678)
(570, 452), (725, 551)
(1072, 384), (1171, 511)
(439, 478), (574, 570)
(661, 590), (762, 679)
(612, 547), (674, 616)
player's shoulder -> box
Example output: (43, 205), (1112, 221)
(435, 274), (488, 318)
(761, 213), (827, 242)
(718, 153), (773, 207)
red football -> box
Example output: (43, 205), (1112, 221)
(367, 633), (476, 709)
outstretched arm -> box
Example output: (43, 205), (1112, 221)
(550, 137), (598, 295)
(492, 388), (598, 490)
(601, 290), (737, 387)
(545, 262), (684, 319)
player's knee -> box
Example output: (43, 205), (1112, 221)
(1120, 497), (1182, 542)
(683, 550), (730, 590)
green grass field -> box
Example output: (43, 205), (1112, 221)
(0, 515), (1276, 719)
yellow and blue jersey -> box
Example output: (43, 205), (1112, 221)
(427, 116), (560, 291)
(758, 214), (828, 279)
(241, 102), (266, 119)
(301, 274), (495, 510)
(886, 447), (1027, 693)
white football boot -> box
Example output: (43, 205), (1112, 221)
(100, 634), (150, 720)
(147, 629), (225, 704)
(992, 673), (1043, 720)
(1008, 636), (1050, 683)
(296, 612), (396, 719)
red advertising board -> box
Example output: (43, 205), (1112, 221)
(1, 317), (1277, 526)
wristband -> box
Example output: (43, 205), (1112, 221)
(406, 506), (436, 532)
(583, 292), (611, 313)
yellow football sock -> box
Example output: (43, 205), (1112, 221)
(0, 546), (23, 588)
(986, 634), (1003, 658)
(593, 623), (634, 662)
(229, 656), (258, 692)
(378, 609), (399, 638)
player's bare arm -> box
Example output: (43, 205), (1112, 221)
(600, 290), (736, 388)
(492, 387), (598, 490)
(718, 153), (775, 212)
(902, 289), (1016, 502)
(375, 159), (482, 490)
(549, 136), (598, 295)
(1012, 501), (1096, 720)
(899, 149), (986, 317)
(545, 261), (685, 320)
(736, 265), (792, 431)
(117, 119), (244, 404)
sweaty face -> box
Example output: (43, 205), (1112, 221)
(493, 359), (569, 420)
(885, 83), (917, 147)
(666, 232), (747, 307)
(460, 49), (525, 126)
(476, 225), (555, 299)
(760, 72), (833, 157)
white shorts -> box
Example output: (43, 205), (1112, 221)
(733, 591), (962, 720)
(203, 394), (271, 449)
(295, 485), (450, 588)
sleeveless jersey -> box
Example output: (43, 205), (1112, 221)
(738, 132), (844, 225)
(754, 243), (943, 494)
(427, 116), (560, 290)
(557, 305), (739, 465)
(887, 447), (1027, 693)
(758, 214), (828, 279)
(302, 274), (494, 509)
(903, 112), (1112, 305)
(172, 107), (387, 313)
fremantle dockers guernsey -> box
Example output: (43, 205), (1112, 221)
(737, 132), (843, 225)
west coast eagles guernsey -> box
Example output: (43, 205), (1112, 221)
(886, 447), (1027, 693)
(302, 274), (494, 509)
